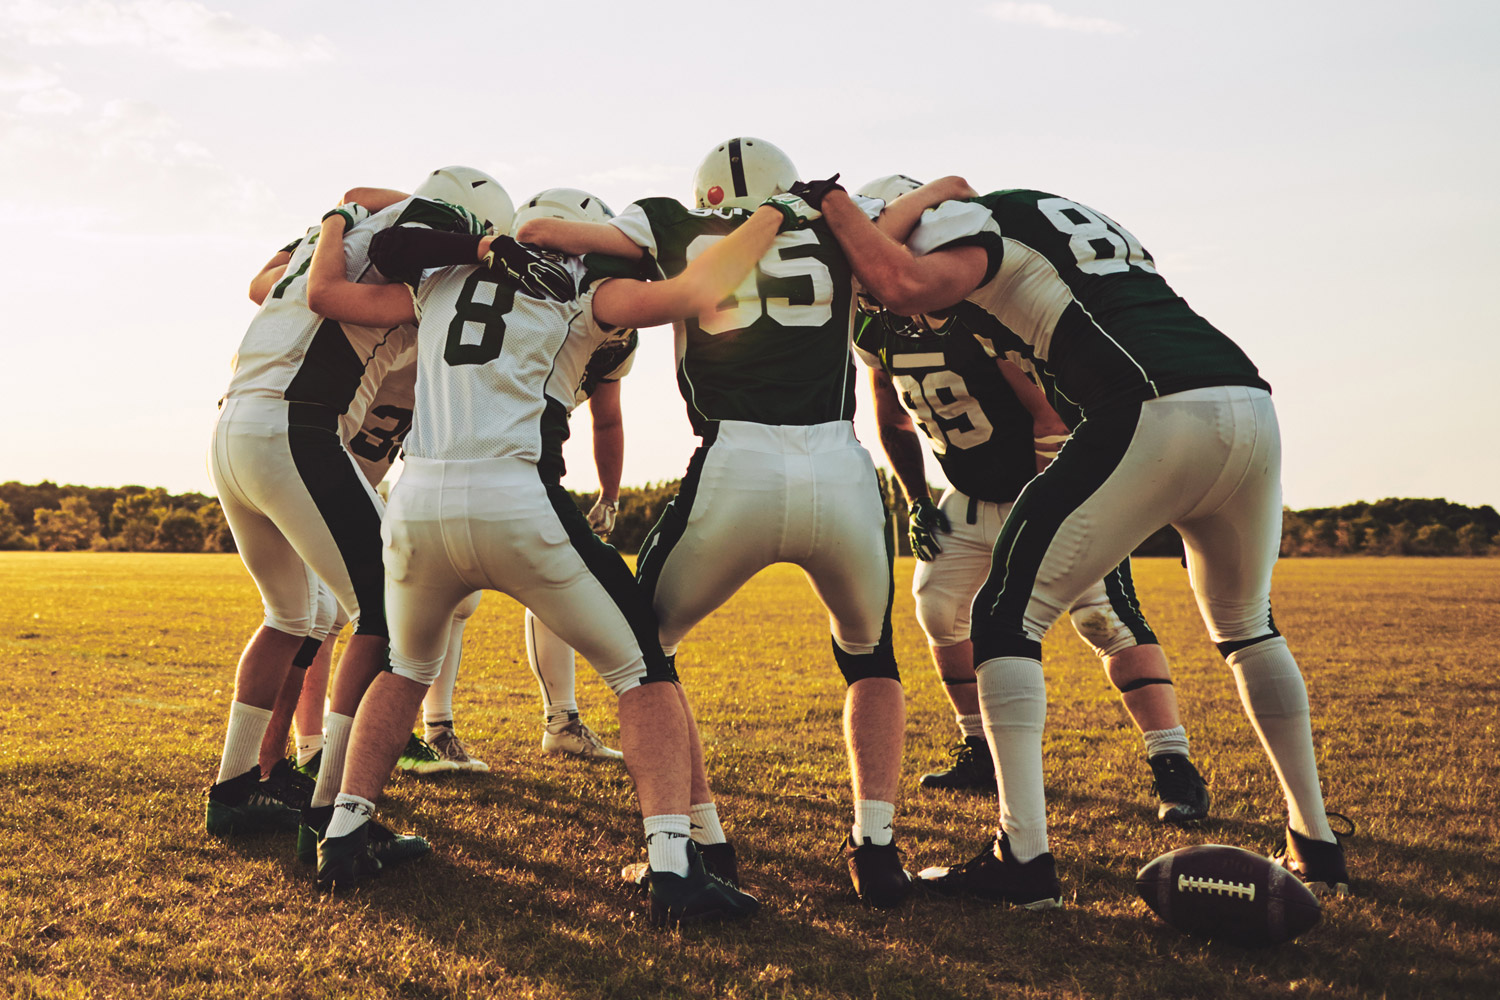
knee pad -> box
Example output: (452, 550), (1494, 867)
(291, 636), (322, 669)
(594, 657), (649, 697)
(832, 635), (900, 685)
(1069, 605), (1140, 658)
(390, 651), (441, 687)
(1216, 628), (1282, 659)
(452, 591), (482, 625)
(914, 583), (970, 647)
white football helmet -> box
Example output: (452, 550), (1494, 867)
(510, 188), (614, 235)
(693, 137), (798, 211)
(413, 165), (515, 235)
(855, 174), (925, 206)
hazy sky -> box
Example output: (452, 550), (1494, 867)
(2, 0), (1496, 509)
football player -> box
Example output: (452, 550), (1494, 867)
(204, 168), (508, 848)
(855, 177), (1210, 823)
(812, 179), (1349, 904)
(301, 187), (802, 926)
(514, 140), (969, 908)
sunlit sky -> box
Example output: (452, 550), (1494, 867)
(2, 1), (1496, 509)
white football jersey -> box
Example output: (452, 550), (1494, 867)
(403, 257), (616, 480)
(224, 197), (482, 419)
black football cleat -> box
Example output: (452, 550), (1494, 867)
(625, 839), (740, 890)
(919, 736), (996, 792)
(842, 835), (913, 909)
(264, 758), (317, 812)
(316, 823), (382, 893)
(1271, 812), (1354, 897)
(919, 833), (1063, 910)
(1148, 753), (1211, 824)
(648, 842), (760, 928)
(298, 804), (430, 869)
(205, 765), (300, 837)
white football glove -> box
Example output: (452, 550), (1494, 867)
(587, 496), (618, 538)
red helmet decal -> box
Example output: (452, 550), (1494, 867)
(706, 185), (724, 206)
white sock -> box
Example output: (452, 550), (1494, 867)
(216, 701), (272, 785)
(324, 793), (375, 839)
(310, 712), (354, 809)
(957, 712), (986, 740)
(852, 799), (895, 846)
(1143, 725), (1190, 758)
(688, 802), (726, 845)
(977, 656), (1049, 863)
(1228, 637), (1334, 842)
(545, 711), (579, 733)
(644, 814), (691, 877)
(296, 734), (324, 767)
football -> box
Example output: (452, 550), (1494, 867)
(1136, 844), (1322, 946)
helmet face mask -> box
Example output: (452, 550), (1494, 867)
(510, 188), (614, 236)
(413, 165), (515, 235)
(693, 137), (798, 211)
(859, 288), (954, 339)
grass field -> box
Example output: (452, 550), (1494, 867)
(2, 553), (1498, 999)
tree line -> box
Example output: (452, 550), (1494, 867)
(0, 480), (1495, 557)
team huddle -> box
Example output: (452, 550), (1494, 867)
(203, 137), (1351, 927)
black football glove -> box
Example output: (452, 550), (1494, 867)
(788, 174), (845, 210)
(908, 496), (950, 562)
(483, 236), (576, 302)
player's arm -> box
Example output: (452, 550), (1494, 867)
(515, 218), (645, 260)
(305, 213), (418, 327)
(875, 176), (978, 244)
(248, 250), (292, 305)
(996, 359), (1071, 473)
(341, 187), (410, 213)
(871, 367), (949, 560)
(821, 189), (987, 316)
(591, 204), (784, 329)
(586, 380), (624, 537)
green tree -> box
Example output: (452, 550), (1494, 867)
(33, 496), (102, 551)
(1456, 523), (1492, 556)
(1413, 523), (1459, 555)
(198, 502), (236, 553)
(111, 489), (167, 551)
(0, 500), (26, 549)
(155, 509), (207, 552)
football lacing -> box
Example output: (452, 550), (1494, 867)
(1177, 874), (1255, 900)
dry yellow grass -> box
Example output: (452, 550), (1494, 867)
(1, 553), (1497, 998)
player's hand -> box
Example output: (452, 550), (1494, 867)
(322, 203), (370, 234)
(483, 235), (576, 302)
(908, 496), (950, 561)
(788, 174), (845, 210)
(587, 496), (618, 538)
(762, 192), (821, 230)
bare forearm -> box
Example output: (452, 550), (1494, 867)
(342, 187), (409, 214)
(879, 423), (932, 503)
(249, 252), (291, 305)
(516, 218), (643, 259)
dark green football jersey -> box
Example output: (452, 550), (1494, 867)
(611, 197), (865, 434)
(908, 191), (1270, 415)
(854, 311), (1038, 504)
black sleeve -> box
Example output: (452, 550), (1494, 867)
(368, 227), (484, 286)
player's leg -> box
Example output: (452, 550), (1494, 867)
(1173, 389), (1345, 892)
(205, 404), (322, 834)
(795, 426), (909, 907)
(931, 401), (1203, 906)
(409, 592), (487, 774)
(525, 608), (623, 760)
(292, 591), (343, 775)
(316, 472), (469, 889)
(516, 479), (757, 921)
(911, 491), (1006, 792)
(257, 584), (341, 797)
(634, 429), (776, 866)
(1066, 563), (1209, 823)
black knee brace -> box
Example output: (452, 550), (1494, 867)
(1215, 630), (1281, 659)
(1116, 676), (1173, 694)
(291, 636), (321, 668)
(832, 636), (901, 685)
